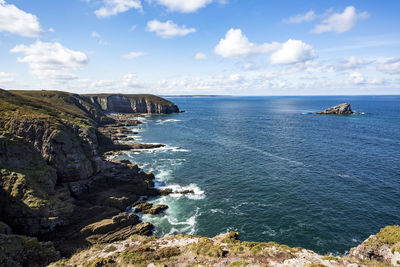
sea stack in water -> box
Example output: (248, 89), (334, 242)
(313, 103), (354, 114)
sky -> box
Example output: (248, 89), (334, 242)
(0, 0), (399, 95)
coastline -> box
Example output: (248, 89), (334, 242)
(1, 91), (400, 266)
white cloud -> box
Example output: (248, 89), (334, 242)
(146, 19), (196, 38)
(378, 58), (400, 74)
(91, 31), (101, 38)
(270, 39), (317, 65)
(95, 0), (142, 18)
(348, 71), (365, 84)
(214, 29), (280, 58)
(10, 41), (88, 82)
(123, 73), (144, 88)
(0, 0), (43, 37)
(0, 71), (15, 83)
(122, 51), (147, 59)
(195, 52), (207, 60)
(283, 10), (316, 24)
(339, 56), (372, 69)
(150, 0), (213, 13)
(312, 6), (369, 34)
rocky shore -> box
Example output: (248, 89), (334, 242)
(1, 89), (399, 267)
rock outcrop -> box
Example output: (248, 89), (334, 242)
(312, 103), (354, 114)
(86, 94), (179, 114)
(52, 229), (400, 267)
(0, 89), (178, 259)
(348, 225), (400, 266)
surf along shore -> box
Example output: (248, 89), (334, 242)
(0, 90), (400, 266)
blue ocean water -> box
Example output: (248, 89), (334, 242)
(122, 96), (400, 255)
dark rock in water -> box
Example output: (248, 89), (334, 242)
(141, 204), (169, 215)
(133, 201), (153, 212)
(312, 103), (354, 115)
(158, 188), (173, 196)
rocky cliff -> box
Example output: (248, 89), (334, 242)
(86, 94), (179, 114)
(0, 89), (180, 262)
(50, 227), (400, 267)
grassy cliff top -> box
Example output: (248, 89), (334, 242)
(84, 93), (176, 106)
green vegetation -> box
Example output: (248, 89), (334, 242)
(321, 255), (339, 261)
(0, 233), (59, 266)
(364, 225), (400, 253)
(118, 245), (180, 266)
(191, 237), (224, 257)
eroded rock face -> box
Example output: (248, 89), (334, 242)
(87, 94), (180, 114)
(348, 225), (400, 266)
(313, 103), (354, 114)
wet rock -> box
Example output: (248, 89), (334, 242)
(134, 201), (154, 212)
(141, 204), (169, 215)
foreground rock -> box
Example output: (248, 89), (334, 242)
(0, 222), (59, 267)
(311, 103), (354, 114)
(348, 225), (400, 266)
(50, 228), (400, 267)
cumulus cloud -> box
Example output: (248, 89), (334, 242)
(214, 29), (280, 58)
(146, 19), (196, 38)
(149, 0), (213, 13)
(10, 41), (88, 82)
(378, 58), (400, 74)
(122, 73), (144, 87)
(342, 56), (372, 68)
(0, 0), (43, 37)
(283, 10), (316, 24)
(194, 52), (207, 60)
(270, 39), (317, 65)
(95, 0), (142, 18)
(348, 71), (365, 84)
(122, 51), (147, 59)
(311, 6), (369, 34)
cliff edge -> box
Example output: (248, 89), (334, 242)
(85, 94), (179, 114)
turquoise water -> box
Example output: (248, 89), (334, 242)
(123, 96), (400, 254)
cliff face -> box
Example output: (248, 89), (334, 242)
(0, 89), (179, 238)
(87, 94), (179, 114)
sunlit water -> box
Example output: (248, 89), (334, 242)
(119, 96), (400, 254)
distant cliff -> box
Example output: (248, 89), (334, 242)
(86, 94), (179, 114)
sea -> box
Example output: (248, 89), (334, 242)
(118, 96), (400, 255)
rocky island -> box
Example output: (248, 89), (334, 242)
(0, 89), (399, 267)
(311, 103), (354, 115)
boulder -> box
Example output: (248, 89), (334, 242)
(141, 204), (169, 215)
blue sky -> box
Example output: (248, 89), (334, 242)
(0, 0), (399, 95)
